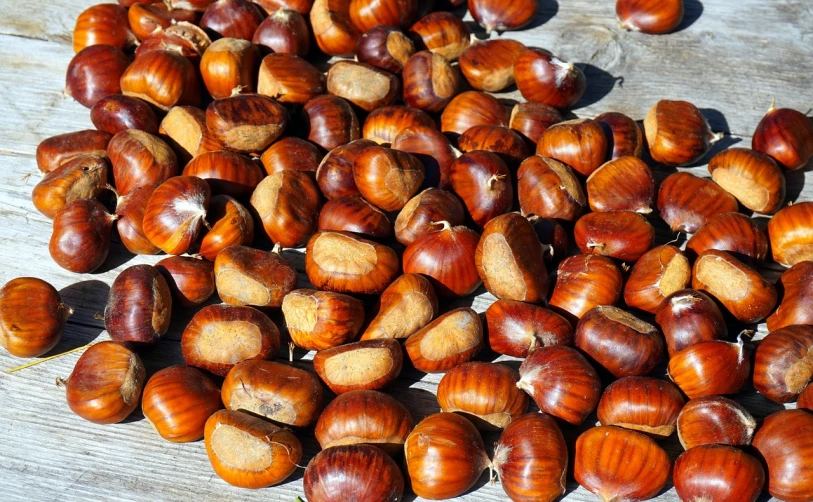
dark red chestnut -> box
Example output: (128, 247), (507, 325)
(105, 264), (172, 344)
(305, 445), (404, 502)
(65, 45), (130, 108)
(49, 199), (116, 273)
(753, 102), (813, 170)
(656, 289), (727, 357)
(485, 300), (573, 358)
(514, 49), (586, 109)
(155, 256), (215, 308)
(90, 95), (159, 135)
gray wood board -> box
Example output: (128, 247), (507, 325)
(1, 0), (812, 500)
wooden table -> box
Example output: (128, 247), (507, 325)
(1, 1), (811, 500)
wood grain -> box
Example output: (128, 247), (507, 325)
(0, 0), (810, 500)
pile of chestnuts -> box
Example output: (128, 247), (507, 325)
(4, 0), (813, 500)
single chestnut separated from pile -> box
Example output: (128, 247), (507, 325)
(7, 0), (813, 500)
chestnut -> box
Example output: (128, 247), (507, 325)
(182, 305), (280, 377)
(753, 325), (813, 403)
(304, 445), (404, 502)
(199, 195), (255, 261)
(624, 245), (691, 314)
(686, 211), (769, 262)
(595, 112), (643, 159)
(674, 445), (764, 502)
(394, 188), (465, 246)
(586, 156), (655, 213)
(310, 0), (360, 57)
(105, 265), (172, 344)
(313, 339), (403, 394)
(250, 170), (321, 247)
(91, 95), (159, 135)
(657, 172), (739, 234)
(182, 150), (264, 198)
(356, 25), (415, 74)
(517, 155), (585, 221)
(402, 51), (461, 113)
(61, 341), (146, 425)
(645, 99), (722, 166)
(32, 154), (108, 219)
(549, 254), (623, 322)
(65, 45), (130, 108)
(302, 95), (361, 151)
(485, 300), (573, 358)
(692, 249), (777, 323)
(676, 395), (756, 450)
(391, 126), (458, 189)
(120, 50), (202, 111)
(437, 362), (528, 430)
(141, 365), (223, 443)
(108, 129), (178, 195)
(475, 212), (549, 302)
(205, 409), (302, 488)
(257, 53), (327, 105)
(708, 148), (785, 214)
(353, 146), (425, 212)
(767, 261), (813, 331)
(537, 119), (608, 177)
(214, 245), (297, 307)
(128, 3), (197, 40)
(317, 195), (392, 239)
(252, 9), (310, 56)
(221, 360), (323, 427)
(753, 102), (813, 170)
(282, 289), (364, 351)
(143, 176), (210, 255)
(441, 91), (509, 136)
(49, 199), (116, 273)
(402, 221), (482, 298)
(404, 412), (490, 500)
(768, 201), (813, 266)
(514, 49), (586, 109)
(667, 339), (750, 398)
(362, 106), (435, 145)
(305, 231), (399, 295)
(260, 137), (323, 176)
(409, 11), (471, 61)
(115, 186), (161, 255)
(459, 39), (526, 92)
(0, 278), (72, 358)
(36, 129), (112, 174)
(492, 412), (568, 502)
(199, 37), (261, 99)
(752, 409), (813, 501)
(469, 0), (537, 32)
(155, 256), (215, 308)
(73, 4), (137, 53)
(509, 102), (563, 146)
(206, 94), (288, 154)
(575, 426), (671, 502)
(517, 346), (601, 425)
(316, 139), (373, 199)
(575, 306), (664, 377)
(656, 289), (726, 356)
(158, 106), (223, 163)
(574, 211), (655, 262)
(348, 0), (418, 31)
(327, 61), (400, 112)
(616, 0), (684, 34)
(528, 215), (569, 266)
(314, 389), (412, 454)
(458, 125), (530, 166)
(361, 273), (439, 341)
(200, 0), (264, 40)
(405, 308), (483, 373)
(450, 150), (513, 227)
(597, 377), (684, 436)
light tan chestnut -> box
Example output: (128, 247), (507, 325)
(404, 308), (483, 373)
(312, 339), (403, 395)
(282, 289), (364, 352)
(327, 61), (400, 112)
(475, 212), (549, 303)
(361, 273), (439, 341)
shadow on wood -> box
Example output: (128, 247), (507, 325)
(575, 64), (622, 109)
(674, 0), (705, 33)
(51, 280), (109, 353)
(95, 241), (137, 274)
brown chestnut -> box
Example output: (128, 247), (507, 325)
(458, 125), (530, 166)
(312, 339), (403, 394)
(405, 307), (483, 373)
(752, 409), (813, 501)
(348, 0), (418, 31)
(441, 91), (509, 136)
(409, 11), (471, 61)
(206, 93), (288, 154)
(361, 273), (439, 341)
(517, 155), (585, 221)
(391, 126), (458, 189)
(155, 256), (215, 308)
(302, 95), (361, 151)
(32, 154), (108, 219)
(260, 137), (323, 176)
(108, 129), (178, 195)
(394, 188), (465, 246)
(65, 45), (130, 108)
(115, 186), (160, 255)
(182, 150), (264, 198)
(586, 156), (655, 213)
(537, 119), (608, 176)
(353, 146), (424, 211)
(356, 25), (415, 74)
(656, 289), (727, 357)
(317, 195), (392, 239)
(668, 339), (750, 398)
(469, 0), (537, 32)
(362, 106), (435, 145)
(36, 129), (112, 174)
(753, 102), (813, 170)
(49, 199), (116, 273)
(459, 39), (526, 92)
(128, 3), (197, 40)
(644, 99), (722, 166)
(402, 51), (461, 113)
(257, 53), (327, 105)
(304, 445), (404, 501)
(673, 445), (765, 502)
(315, 139), (373, 199)
(686, 211), (769, 262)
(549, 254), (623, 322)
(158, 106), (223, 163)
(120, 50), (202, 111)
(60, 341), (146, 424)
(595, 111), (643, 159)
(0, 278), (72, 358)
(514, 49), (586, 109)
(450, 150), (513, 227)
(768, 201), (813, 266)
(327, 61), (400, 112)
(200, 0), (264, 40)
(310, 0), (361, 57)
(574, 211), (655, 262)
(305, 231), (399, 295)
(252, 9), (310, 56)
(624, 245), (691, 314)
(282, 289), (364, 351)
(135, 22), (212, 61)
(768, 261), (813, 331)
(616, 0), (684, 34)
(214, 245), (297, 307)
(143, 176), (210, 255)
(199, 195), (255, 261)
(509, 102), (563, 146)
(91, 95), (159, 135)
(73, 4), (137, 53)
(753, 325), (813, 403)
(485, 300), (573, 358)
(105, 265), (172, 344)
(657, 172), (739, 234)
(199, 37), (261, 99)
(597, 376), (684, 436)
(708, 148), (785, 214)
(676, 395), (756, 450)
(250, 170), (321, 247)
